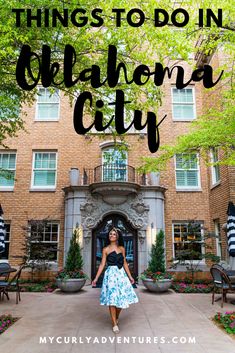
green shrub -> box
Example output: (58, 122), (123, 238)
(65, 228), (83, 271)
(148, 230), (165, 273)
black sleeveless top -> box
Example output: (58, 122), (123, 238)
(107, 251), (124, 269)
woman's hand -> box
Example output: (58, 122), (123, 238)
(91, 279), (97, 287)
(129, 276), (135, 284)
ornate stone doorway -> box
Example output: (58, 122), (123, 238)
(92, 214), (138, 286)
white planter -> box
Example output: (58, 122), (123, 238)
(69, 168), (80, 186)
(150, 172), (160, 186)
(56, 278), (86, 292)
(142, 278), (172, 292)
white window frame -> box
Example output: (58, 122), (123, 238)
(0, 152), (17, 191)
(0, 221), (11, 263)
(35, 87), (60, 121)
(210, 148), (221, 186)
(29, 221), (60, 264)
(31, 151), (57, 190)
(214, 219), (222, 259)
(102, 147), (128, 182)
(171, 86), (196, 121)
(172, 222), (205, 264)
(174, 153), (201, 191)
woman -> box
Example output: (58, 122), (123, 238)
(91, 227), (139, 333)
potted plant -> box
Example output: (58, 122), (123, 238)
(56, 227), (89, 292)
(140, 230), (173, 292)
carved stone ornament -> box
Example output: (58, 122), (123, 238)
(133, 217), (144, 228)
(80, 192), (149, 230)
(131, 202), (149, 214)
(83, 230), (92, 244)
(80, 200), (95, 215)
(84, 217), (96, 228)
(138, 231), (146, 244)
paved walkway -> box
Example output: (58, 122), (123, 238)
(0, 285), (235, 353)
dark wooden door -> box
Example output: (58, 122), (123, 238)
(92, 214), (138, 286)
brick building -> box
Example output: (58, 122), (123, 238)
(0, 50), (234, 282)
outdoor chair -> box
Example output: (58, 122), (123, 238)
(0, 265), (25, 304)
(210, 265), (235, 308)
(0, 262), (11, 281)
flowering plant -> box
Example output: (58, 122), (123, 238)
(214, 311), (235, 334)
(0, 315), (18, 334)
(172, 281), (213, 293)
(56, 269), (89, 280)
(140, 269), (173, 282)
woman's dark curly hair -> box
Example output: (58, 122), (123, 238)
(105, 227), (124, 247)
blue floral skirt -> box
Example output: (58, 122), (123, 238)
(100, 265), (139, 309)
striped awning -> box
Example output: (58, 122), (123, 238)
(0, 204), (6, 254)
(227, 201), (235, 257)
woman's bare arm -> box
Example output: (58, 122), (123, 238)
(121, 247), (135, 283)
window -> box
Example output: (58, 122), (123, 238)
(0, 222), (10, 260)
(30, 221), (59, 262)
(175, 153), (200, 189)
(32, 152), (57, 189)
(173, 222), (204, 261)
(172, 87), (196, 120)
(102, 148), (127, 181)
(211, 148), (220, 185)
(36, 87), (60, 121)
(214, 219), (222, 259)
(0, 152), (16, 189)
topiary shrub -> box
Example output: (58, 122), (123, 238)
(65, 228), (83, 272)
(148, 229), (166, 273)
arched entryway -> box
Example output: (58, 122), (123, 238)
(92, 214), (138, 286)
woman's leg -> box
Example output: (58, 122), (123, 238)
(116, 307), (122, 321)
(109, 306), (117, 326)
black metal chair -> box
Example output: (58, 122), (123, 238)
(0, 262), (11, 281)
(0, 265), (25, 304)
(210, 265), (235, 307)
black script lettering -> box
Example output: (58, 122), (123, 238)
(73, 90), (166, 153)
(109, 90), (132, 133)
(79, 65), (106, 88)
(153, 63), (223, 89)
(133, 65), (152, 85)
(73, 91), (95, 134)
(154, 64), (190, 89)
(41, 45), (61, 87)
(64, 45), (79, 87)
(191, 65), (224, 88)
(73, 92), (114, 134)
(134, 112), (167, 153)
(94, 99), (114, 131)
(16, 44), (223, 92)
(16, 45), (41, 90)
(107, 45), (133, 87)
